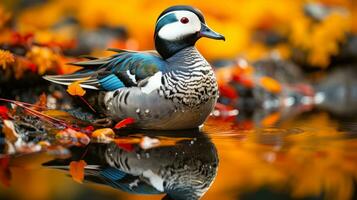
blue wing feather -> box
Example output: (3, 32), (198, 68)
(43, 50), (166, 91)
(100, 167), (127, 181)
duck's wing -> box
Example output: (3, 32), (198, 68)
(43, 50), (167, 91)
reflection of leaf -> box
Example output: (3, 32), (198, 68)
(69, 160), (86, 183)
(0, 157), (11, 187)
(67, 81), (86, 96)
(114, 118), (135, 129)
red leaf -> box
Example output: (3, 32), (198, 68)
(116, 143), (134, 152)
(114, 118), (135, 129)
(219, 84), (238, 99)
(82, 125), (94, 133)
(69, 160), (87, 183)
(0, 106), (9, 120)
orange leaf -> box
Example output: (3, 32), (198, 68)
(56, 128), (90, 146)
(2, 120), (18, 143)
(260, 76), (282, 93)
(69, 160), (87, 183)
(33, 93), (47, 110)
(114, 118), (135, 129)
(261, 111), (281, 127)
(92, 128), (115, 142)
(67, 81), (86, 96)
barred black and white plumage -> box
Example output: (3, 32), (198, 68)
(160, 47), (218, 107)
(43, 5), (225, 130)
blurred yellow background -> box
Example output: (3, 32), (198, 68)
(1, 0), (355, 67)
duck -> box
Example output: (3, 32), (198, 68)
(44, 5), (225, 130)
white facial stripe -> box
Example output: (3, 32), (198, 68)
(158, 10), (201, 41)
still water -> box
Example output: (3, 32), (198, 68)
(1, 111), (356, 200)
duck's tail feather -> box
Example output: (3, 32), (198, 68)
(43, 72), (100, 90)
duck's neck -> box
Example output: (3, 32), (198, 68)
(155, 36), (198, 59)
(166, 46), (203, 64)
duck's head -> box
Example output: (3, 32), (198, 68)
(154, 5), (225, 59)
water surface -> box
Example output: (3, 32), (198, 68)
(1, 111), (356, 200)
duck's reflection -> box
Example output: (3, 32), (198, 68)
(44, 129), (219, 200)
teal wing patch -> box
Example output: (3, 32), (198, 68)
(43, 50), (166, 91)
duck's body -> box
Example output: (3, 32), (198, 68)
(44, 5), (224, 130)
(101, 46), (218, 129)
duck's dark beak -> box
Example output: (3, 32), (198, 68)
(199, 23), (225, 41)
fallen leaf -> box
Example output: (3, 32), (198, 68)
(261, 112), (281, 127)
(56, 128), (90, 146)
(113, 137), (141, 152)
(116, 143), (134, 152)
(0, 106), (9, 120)
(69, 160), (87, 183)
(32, 93), (47, 110)
(0, 49), (15, 70)
(114, 118), (135, 129)
(2, 120), (18, 143)
(82, 125), (94, 133)
(140, 136), (160, 150)
(260, 76), (282, 93)
(219, 84), (238, 99)
(91, 128), (115, 142)
(67, 81), (86, 96)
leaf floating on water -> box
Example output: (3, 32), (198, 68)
(2, 120), (18, 143)
(114, 118), (135, 129)
(92, 128), (115, 142)
(115, 143), (134, 152)
(0, 156), (11, 187)
(140, 136), (160, 150)
(67, 81), (86, 96)
(113, 137), (141, 152)
(56, 128), (90, 146)
(69, 160), (87, 183)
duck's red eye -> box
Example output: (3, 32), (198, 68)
(180, 17), (189, 24)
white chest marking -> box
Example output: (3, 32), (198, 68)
(143, 170), (164, 192)
(141, 72), (162, 94)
